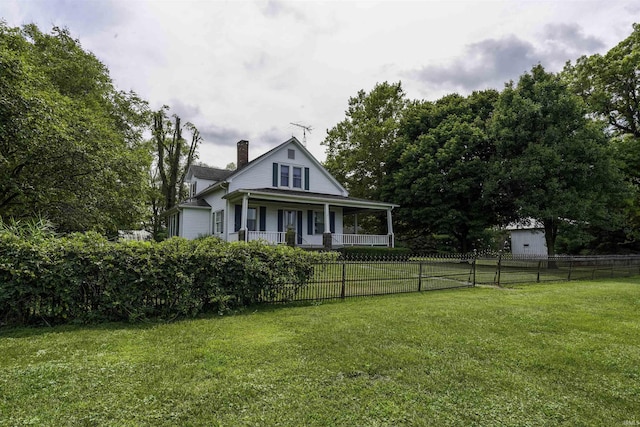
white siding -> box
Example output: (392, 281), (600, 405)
(191, 178), (216, 195)
(229, 141), (345, 196)
(510, 229), (547, 256)
(202, 188), (227, 212)
(201, 188), (228, 240)
(180, 208), (211, 239)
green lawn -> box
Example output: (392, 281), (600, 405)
(1, 278), (639, 426)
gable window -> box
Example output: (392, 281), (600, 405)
(292, 167), (302, 188)
(288, 149), (295, 159)
(280, 165), (290, 187)
(273, 162), (309, 189)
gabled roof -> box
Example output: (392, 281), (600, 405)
(189, 165), (234, 182)
(197, 137), (348, 198)
(505, 218), (544, 231)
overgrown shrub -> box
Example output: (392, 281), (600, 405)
(0, 233), (334, 326)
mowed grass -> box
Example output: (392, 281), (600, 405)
(1, 278), (639, 426)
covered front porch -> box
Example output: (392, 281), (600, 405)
(224, 189), (398, 249)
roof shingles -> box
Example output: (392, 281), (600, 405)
(190, 165), (234, 182)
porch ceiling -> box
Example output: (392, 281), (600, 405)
(223, 188), (398, 212)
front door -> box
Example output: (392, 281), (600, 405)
(284, 210), (297, 231)
(278, 210), (303, 244)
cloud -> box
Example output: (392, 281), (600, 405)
(541, 23), (605, 52)
(409, 23), (607, 94)
(410, 35), (539, 93)
(256, 127), (286, 148)
(260, 0), (306, 21)
(5, 0), (127, 36)
(539, 23), (606, 63)
(167, 99), (202, 123)
(198, 124), (246, 148)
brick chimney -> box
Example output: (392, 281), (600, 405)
(237, 140), (249, 169)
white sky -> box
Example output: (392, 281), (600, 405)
(2, 0), (638, 167)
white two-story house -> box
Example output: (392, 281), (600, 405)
(166, 137), (398, 248)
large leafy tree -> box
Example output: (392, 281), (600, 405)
(489, 65), (627, 256)
(383, 91), (499, 252)
(564, 23), (640, 139)
(0, 23), (150, 234)
(564, 23), (640, 247)
(322, 81), (407, 201)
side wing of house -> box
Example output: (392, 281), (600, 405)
(186, 165), (232, 198)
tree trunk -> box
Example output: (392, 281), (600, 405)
(543, 218), (559, 268)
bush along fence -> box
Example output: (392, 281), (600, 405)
(2, 230), (639, 327)
(0, 233), (335, 326)
(260, 252), (640, 303)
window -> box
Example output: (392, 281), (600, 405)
(288, 149), (295, 159)
(292, 167), (302, 188)
(273, 162), (309, 189)
(314, 211), (325, 235)
(247, 207), (257, 231)
(169, 213), (180, 237)
(280, 165), (289, 187)
(213, 210), (224, 234)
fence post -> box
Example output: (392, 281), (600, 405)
(537, 260), (541, 283)
(341, 261), (346, 299)
(495, 251), (502, 287)
(472, 256), (476, 287)
(568, 259), (573, 281)
(418, 261), (423, 291)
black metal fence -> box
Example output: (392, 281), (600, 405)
(267, 253), (640, 303)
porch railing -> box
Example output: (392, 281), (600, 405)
(247, 231), (286, 244)
(332, 233), (390, 247)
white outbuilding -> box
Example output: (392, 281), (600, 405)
(505, 219), (547, 256)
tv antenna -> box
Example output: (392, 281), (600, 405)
(290, 122), (312, 145)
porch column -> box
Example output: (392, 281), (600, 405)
(323, 203), (332, 249)
(387, 208), (394, 248)
(240, 194), (249, 242)
(324, 203), (330, 233)
(354, 214), (358, 235)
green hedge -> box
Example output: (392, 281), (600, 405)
(0, 233), (335, 326)
(339, 246), (413, 258)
